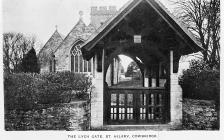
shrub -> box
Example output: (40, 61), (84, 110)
(4, 73), (39, 111)
(40, 71), (92, 91)
(4, 72), (92, 111)
(179, 60), (220, 100)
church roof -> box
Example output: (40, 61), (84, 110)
(81, 0), (204, 60)
(38, 29), (64, 65)
(54, 16), (96, 56)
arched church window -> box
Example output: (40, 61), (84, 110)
(71, 44), (92, 73)
(49, 55), (56, 72)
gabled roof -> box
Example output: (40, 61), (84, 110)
(38, 29), (64, 57)
(38, 29), (64, 66)
(54, 18), (91, 55)
(81, 0), (204, 59)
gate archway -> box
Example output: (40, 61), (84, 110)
(81, 0), (202, 129)
(103, 45), (170, 125)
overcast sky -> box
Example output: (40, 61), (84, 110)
(2, 0), (175, 71)
(3, 0), (174, 46)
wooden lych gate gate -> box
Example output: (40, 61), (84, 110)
(81, 0), (202, 128)
(105, 87), (169, 125)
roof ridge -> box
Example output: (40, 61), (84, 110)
(39, 29), (59, 55)
(38, 29), (64, 57)
(54, 29), (64, 40)
(53, 18), (87, 54)
(75, 18), (87, 28)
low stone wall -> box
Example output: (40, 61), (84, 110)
(182, 99), (218, 130)
(5, 101), (90, 131)
(5, 98), (218, 131)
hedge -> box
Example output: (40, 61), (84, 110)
(4, 72), (92, 111)
(179, 60), (220, 100)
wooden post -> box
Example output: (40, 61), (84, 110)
(111, 59), (114, 86)
(102, 48), (105, 74)
(170, 50), (173, 74)
(148, 66), (152, 87)
(142, 69), (145, 87)
(156, 64), (160, 87)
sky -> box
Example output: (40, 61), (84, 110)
(2, 0), (174, 49)
(2, 0), (178, 71)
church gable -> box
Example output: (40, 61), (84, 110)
(53, 16), (91, 71)
(54, 13), (92, 58)
(39, 6), (118, 72)
(38, 29), (63, 70)
(54, 8), (118, 71)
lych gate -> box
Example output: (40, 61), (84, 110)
(104, 41), (170, 125)
(81, 0), (202, 129)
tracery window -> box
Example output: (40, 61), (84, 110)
(71, 44), (92, 73)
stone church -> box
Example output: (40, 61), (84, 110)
(39, 6), (122, 86)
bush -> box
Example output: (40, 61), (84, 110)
(179, 60), (220, 100)
(4, 72), (92, 111)
(4, 73), (39, 111)
(40, 71), (92, 91)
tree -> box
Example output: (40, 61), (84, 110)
(125, 61), (141, 78)
(3, 32), (36, 73)
(21, 47), (40, 73)
(171, 0), (220, 69)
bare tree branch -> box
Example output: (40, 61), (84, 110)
(171, 0), (220, 69)
(3, 32), (36, 73)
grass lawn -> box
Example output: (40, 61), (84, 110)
(111, 78), (143, 88)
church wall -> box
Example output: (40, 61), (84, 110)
(55, 55), (70, 71)
(41, 65), (50, 73)
(54, 40), (82, 72)
(39, 30), (63, 73)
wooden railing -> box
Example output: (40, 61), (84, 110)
(106, 87), (167, 124)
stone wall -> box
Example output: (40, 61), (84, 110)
(170, 73), (183, 126)
(39, 30), (63, 73)
(40, 65), (50, 73)
(5, 101), (89, 131)
(90, 6), (117, 29)
(90, 54), (104, 128)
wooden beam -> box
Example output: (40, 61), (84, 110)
(170, 50), (173, 74)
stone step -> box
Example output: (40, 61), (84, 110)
(92, 124), (175, 131)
